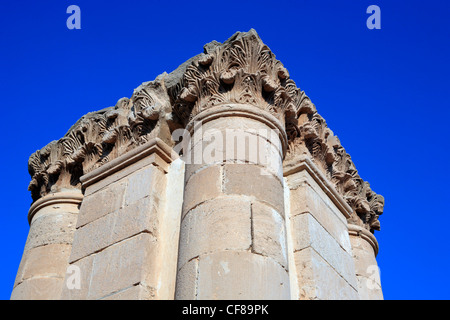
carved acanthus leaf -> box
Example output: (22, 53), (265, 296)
(285, 84), (384, 233)
(171, 29), (294, 126)
(28, 79), (172, 202)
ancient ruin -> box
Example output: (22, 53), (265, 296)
(12, 30), (384, 300)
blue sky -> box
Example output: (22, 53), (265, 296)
(1, 0), (449, 300)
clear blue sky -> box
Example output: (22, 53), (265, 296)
(1, 0), (449, 300)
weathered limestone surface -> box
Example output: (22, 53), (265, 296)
(175, 110), (290, 300)
(60, 138), (184, 300)
(15, 29), (385, 300)
(11, 191), (82, 300)
(284, 158), (359, 300)
(348, 224), (383, 300)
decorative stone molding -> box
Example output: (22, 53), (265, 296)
(27, 191), (83, 224)
(184, 103), (288, 156)
(27, 79), (174, 202)
(80, 137), (178, 189)
(284, 98), (384, 233)
(169, 29), (294, 128)
(348, 224), (379, 257)
(26, 29), (384, 233)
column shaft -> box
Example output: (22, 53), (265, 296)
(348, 224), (383, 300)
(175, 105), (290, 300)
(11, 191), (82, 300)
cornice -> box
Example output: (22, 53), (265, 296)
(80, 137), (178, 188)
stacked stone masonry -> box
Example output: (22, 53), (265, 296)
(12, 30), (384, 300)
(176, 111), (290, 299)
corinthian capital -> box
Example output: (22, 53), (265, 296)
(170, 29), (296, 126)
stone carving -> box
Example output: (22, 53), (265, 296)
(28, 79), (172, 202)
(27, 29), (383, 233)
(284, 91), (384, 233)
(169, 30), (295, 126)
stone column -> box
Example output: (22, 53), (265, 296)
(175, 104), (290, 300)
(348, 224), (383, 300)
(11, 191), (83, 300)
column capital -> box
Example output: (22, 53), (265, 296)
(171, 29), (297, 129)
(27, 81), (174, 204)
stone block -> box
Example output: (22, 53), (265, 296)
(87, 233), (158, 300)
(32, 203), (80, 221)
(263, 139), (283, 182)
(196, 251), (290, 300)
(251, 201), (287, 269)
(197, 116), (272, 135)
(287, 170), (347, 224)
(356, 275), (383, 300)
(350, 236), (381, 287)
(70, 196), (160, 262)
(194, 116), (282, 155)
(178, 197), (252, 268)
(184, 163), (209, 185)
(11, 277), (64, 300)
(223, 164), (284, 215)
(184, 139), (282, 186)
(293, 247), (359, 300)
(14, 244), (71, 287)
(350, 234), (377, 257)
(77, 179), (127, 228)
(24, 212), (77, 251)
(182, 165), (222, 217)
(124, 165), (166, 206)
(351, 245), (380, 282)
(114, 196), (161, 238)
(175, 258), (199, 300)
(290, 213), (357, 288)
(60, 254), (95, 300)
(289, 184), (351, 254)
(184, 118), (283, 182)
(83, 153), (169, 196)
(100, 284), (155, 300)
(70, 210), (116, 262)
